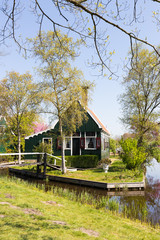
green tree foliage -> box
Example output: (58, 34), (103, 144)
(0, 72), (42, 163)
(120, 45), (160, 147)
(34, 142), (53, 161)
(119, 138), (147, 170)
(110, 138), (117, 156)
(146, 141), (160, 162)
(29, 31), (93, 173)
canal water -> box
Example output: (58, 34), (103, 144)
(1, 158), (160, 226)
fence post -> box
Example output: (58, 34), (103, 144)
(37, 154), (41, 176)
(43, 153), (47, 177)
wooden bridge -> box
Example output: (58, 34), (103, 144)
(0, 152), (64, 177)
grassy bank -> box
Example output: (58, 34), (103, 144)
(18, 159), (143, 183)
(52, 159), (143, 183)
(0, 175), (159, 240)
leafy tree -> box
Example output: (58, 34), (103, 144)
(1, 1), (160, 75)
(145, 139), (160, 162)
(119, 45), (160, 147)
(119, 138), (147, 170)
(29, 31), (92, 174)
(0, 72), (42, 163)
(110, 138), (117, 156)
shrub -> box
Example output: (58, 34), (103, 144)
(119, 138), (147, 170)
(34, 142), (53, 161)
(98, 158), (112, 166)
(65, 155), (99, 168)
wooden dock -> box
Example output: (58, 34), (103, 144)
(9, 168), (145, 191)
(48, 175), (145, 190)
(9, 168), (45, 179)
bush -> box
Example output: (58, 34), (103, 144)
(119, 138), (147, 170)
(98, 158), (112, 166)
(65, 155), (99, 168)
(33, 142), (53, 161)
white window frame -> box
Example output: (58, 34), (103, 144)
(85, 132), (97, 150)
(42, 138), (52, 152)
(101, 133), (109, 151)
(64, 137), (71, 150)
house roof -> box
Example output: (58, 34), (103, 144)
(87, 108), (110, 135)
(25, 108), (110, 139)
(25, 121), (58, 140)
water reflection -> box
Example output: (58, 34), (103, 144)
(2, 158), (160, 226)
(116, 159), (160, 225)
(145, 176), (160, 225)
(146, 158), (160, 181)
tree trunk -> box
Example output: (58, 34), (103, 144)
(61, 137), (66, 174)
(59, 120), (66, 174)
(18, 132), (21, 164)
(137, 135), (143, 147)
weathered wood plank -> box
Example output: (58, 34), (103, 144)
(9, 168), (145, 190)
(48, 175), (145, 190)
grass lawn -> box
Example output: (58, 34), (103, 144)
(0, 175), (159, 240)
(54, 159), (143, 183)
(18, 158), (144, 183)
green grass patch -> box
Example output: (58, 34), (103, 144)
(52, 160), (143, 183)
(0, 175), (159, 240)
(14, 158), (144, 183)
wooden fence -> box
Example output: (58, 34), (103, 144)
(0, 152), (63, 176)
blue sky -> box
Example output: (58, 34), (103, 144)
(0, 1), (159, 138)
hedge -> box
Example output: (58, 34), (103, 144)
(50, 155), (99, 168)
(65, 155), (99, 168)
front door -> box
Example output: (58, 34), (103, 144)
(72, 138), (80, 155)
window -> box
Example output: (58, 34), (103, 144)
(86, 138), (96, 148)
(85, 132), (96, 149)
(43, 138), (52, 144)
(42, 138), (52, 151)
(103, 138), (109, 150)
(65, 137), (71, 149)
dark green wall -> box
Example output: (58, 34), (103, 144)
(25, 111), (110, 160)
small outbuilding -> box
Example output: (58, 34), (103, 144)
(25, 107), (110, 160)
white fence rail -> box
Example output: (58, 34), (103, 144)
(0, 152), (65, 165)
(0, 152), (43, 156)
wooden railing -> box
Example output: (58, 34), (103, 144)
(0, 152), (65, 176)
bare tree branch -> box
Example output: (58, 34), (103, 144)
(66, 0), (160, 56)
(1, 0), (160, 76)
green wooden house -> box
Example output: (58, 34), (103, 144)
(25, 108), (110, 160)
